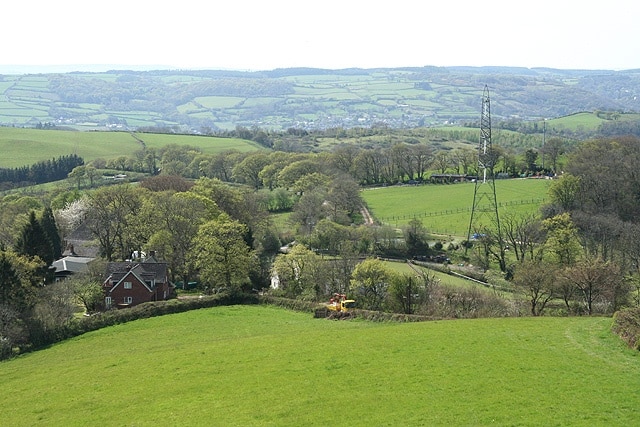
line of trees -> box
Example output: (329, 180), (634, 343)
(0, 154), (84, 189)
(94, 140), (555, 194)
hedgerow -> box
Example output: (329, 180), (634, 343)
(612, 307), (640, 350)
(18, 293), (258, 358)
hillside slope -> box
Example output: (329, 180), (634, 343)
(1, 305), (639, 426)
(1, 66), (639, 131)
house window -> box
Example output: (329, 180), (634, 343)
(105, 296), (112, 308)
(124, 296), (133, 304)
(124, 281), (132, 289)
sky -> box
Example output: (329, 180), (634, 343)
(2, 0), (639, 73)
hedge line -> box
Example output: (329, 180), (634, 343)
(257, 295), (442, 322)
(13, 293), (445, 361)
(257, 295), (319, 313)
(23, 293), (259, 356)
(612, 307), (640, 350)
(354, 309), (442, 322)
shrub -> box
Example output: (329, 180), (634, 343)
(258, 295), (319, 313)
(612, 308), (640, 350)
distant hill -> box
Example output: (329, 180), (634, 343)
(1, 66), (639, 132)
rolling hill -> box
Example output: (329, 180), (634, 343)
(1, 66), (639, 132)
(0, 305), (638, 426)
(0, 127), (264, 168)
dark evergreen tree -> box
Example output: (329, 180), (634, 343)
(0, 154), (83, 188)
(15, 211), (55, 266)
(0, 253), (28, 311)
(40, 207), (62, 260)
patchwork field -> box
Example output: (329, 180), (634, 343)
(0, 305), (638, 426)
(2, 68), (636, 132)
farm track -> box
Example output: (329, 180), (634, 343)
(360, 205), (374, 225)
(564, 317), (637, 369)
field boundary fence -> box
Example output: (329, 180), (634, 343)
(376, 197), (546, 227)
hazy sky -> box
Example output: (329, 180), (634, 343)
(3, 0), (639, 73)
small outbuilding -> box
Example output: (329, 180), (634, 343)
(51, 256), (95, 281)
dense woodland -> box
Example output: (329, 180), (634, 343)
(2, 124), (640, 358)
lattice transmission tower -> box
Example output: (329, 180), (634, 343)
(466, 86), (503, 250)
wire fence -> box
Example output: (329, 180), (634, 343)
(377, 198), (546, 228)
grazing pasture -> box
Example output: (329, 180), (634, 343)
(0, 128), (263, 168)
(362, 178), (551, 236)
(0, 305), (638, 426)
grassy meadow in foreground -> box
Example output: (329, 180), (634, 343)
(1, 305), (639, 426)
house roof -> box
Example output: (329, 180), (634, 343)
(111, 267), (154, 293)
(105, 261), (169, 284)
(52, 256), (94, 274)
(65, 221), (100, 258)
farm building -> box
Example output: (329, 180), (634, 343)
(51, 255), (94, 281)
(429, 174), (474, 183)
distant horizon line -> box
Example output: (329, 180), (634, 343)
(0, 64), (638, 75)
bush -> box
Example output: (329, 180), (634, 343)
(612, 308), (640, 350)
(258, 295), (319, 313)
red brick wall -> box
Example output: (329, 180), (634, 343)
(108, 272), (154, 307)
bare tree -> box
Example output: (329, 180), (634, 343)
(513, 260), (556, 316)
(85, 185), (144, 261)
(433, 150), (450, 174)
(560, 257), (625, 315)
(353, 148), (386, 185)
(411, 143), (434, 181)
(471, 225), (507, 272)
(451, 147), (476, 176)
(390, 143), (415, 181)
(501, 212), (545, 263)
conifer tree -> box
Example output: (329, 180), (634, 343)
(40, 207), (62, 260)
(15, 211), (55, 265)
(0, 252), (23, 309)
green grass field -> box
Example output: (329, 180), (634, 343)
(383, 259), (499, 291)
(1, 305), (638, 426)
(362, 179), (551, 236)
(0, 128), (263, 168)
(545, 112), (606, 132)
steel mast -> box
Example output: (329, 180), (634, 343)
(466, 86), (502, 251)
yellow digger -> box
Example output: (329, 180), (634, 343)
(315, 293), (356, 319)
(326, 293), (356, 312)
